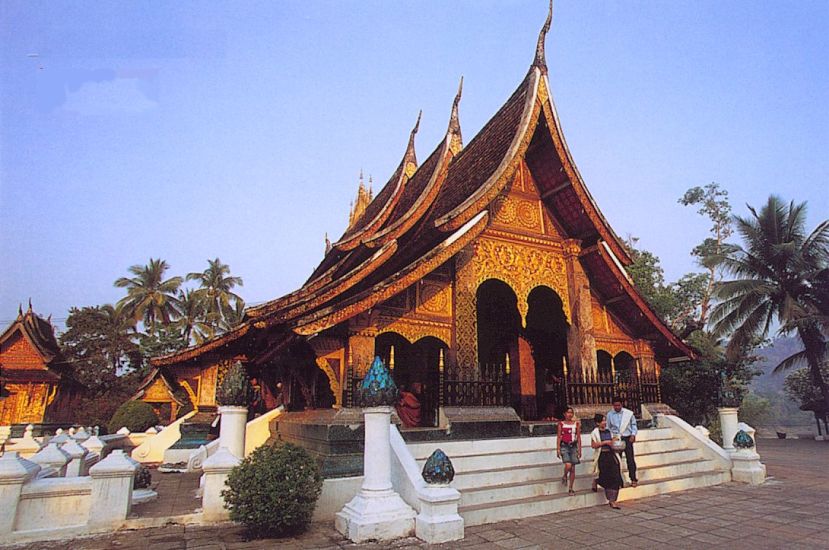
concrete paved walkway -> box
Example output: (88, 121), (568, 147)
(4, 438), (828, 549)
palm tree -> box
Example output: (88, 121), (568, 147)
(710, 195), (829, 414)
(175, 289), (214, 345)
(186, 258), (244, 332)
(115, 258), (183, 333)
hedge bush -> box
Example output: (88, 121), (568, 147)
(222, 442), (323, 538)
(107, 400), (159, 434)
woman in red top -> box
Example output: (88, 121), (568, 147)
(556, 407), (582, 496)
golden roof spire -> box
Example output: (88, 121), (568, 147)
(348, 170), (373, 228)
(403, 110), (422, 177)
(532, 0), (553, 75)
(448, 76), (464, 154)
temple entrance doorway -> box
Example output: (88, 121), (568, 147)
(524, 285), (569, 420)
(613, 351), (640, 412)
(375, 332), (445, 427)
(476, 279), (524, 415)
(597, 350), (613, 377)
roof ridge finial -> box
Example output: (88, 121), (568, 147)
(403, 110), (422, 174)
(18, 303), (23, 318)
(27, 298), (33, 313)
(533, 0), (553, 74)
(447, 77), (463, 153)
(325, 232), (332, 254)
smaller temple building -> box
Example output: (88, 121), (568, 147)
(0, 303), (81, 426)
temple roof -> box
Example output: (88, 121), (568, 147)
(0, 302), (66, 367)
(153, 3), (693, 366)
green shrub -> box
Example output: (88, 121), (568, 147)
(107, 400), (159, 434)
(217, 361), (253, 407)
(134, 464), (152, 489)
(222, 443), (323, 538)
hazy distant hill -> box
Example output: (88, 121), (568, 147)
(751, 336), (803, 395)
(749, 336), (814, 429)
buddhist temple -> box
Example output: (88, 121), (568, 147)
(0, 302), (81, 426)
(147, 2), (694, 427)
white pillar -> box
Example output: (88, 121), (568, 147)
(718, 407), (739, 452)
(88, 450), (138, 528)
(0, 452), (41, 533)
(219, 406), (248, 459)
(202, 446), (240, 522)
(730, 422), (766, 485)
(335, 406), (416, 543)
(12, 425), (42, 459)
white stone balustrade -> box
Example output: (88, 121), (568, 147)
(201, 446), (240, 521)
(0, 452), (41, 533)
(31, 443), (70, 477)
(88, 450), (139, 528)
(62, 440), (91, 477)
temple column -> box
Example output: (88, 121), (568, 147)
(347, 326), (377, 377)
(453, 247), (478, 373)
(563, 240), (597, 376)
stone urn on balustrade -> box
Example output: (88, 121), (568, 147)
(216, 361), (253, 459)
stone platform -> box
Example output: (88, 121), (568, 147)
(14, 438), (826, 549)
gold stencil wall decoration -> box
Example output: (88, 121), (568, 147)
(377, 318), (451, 347)
(418, 280), (452, 315)
(472, 236), (570, 320)
(454, 247), (479, 371)
(315, 357), (342, 407)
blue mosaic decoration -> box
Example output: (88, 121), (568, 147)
(733, 429), (755, 449)
(422, 448), (455, 485)
(356, 356), (399, 407)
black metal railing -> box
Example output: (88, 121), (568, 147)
(442, 363), (511, 407)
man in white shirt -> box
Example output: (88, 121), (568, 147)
(607, 396), (638, 487)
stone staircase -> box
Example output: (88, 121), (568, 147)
(406, 427), (730, 527)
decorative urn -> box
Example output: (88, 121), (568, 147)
(422, 448), (455, 485)
(356, 356), (399, 407)
(733, 429), (755, 450)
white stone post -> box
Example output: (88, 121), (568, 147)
(718, 407), (739, 452)
(202, 446), (240, 521)
(31, 442), (71, 477)
(416, 486), (464, 543)
(62, 440), (90, 477)
(12, 425), (42, 459)
(218, 406), (248, 459)
(88, 450), (139, 528)
(82, 435), (106, 458)
(336, 406), (416, 542)
(730, 422), (766, 485)
(0, 452), (41, 533)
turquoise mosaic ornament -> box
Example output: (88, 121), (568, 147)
(357, 356), (399, 407)
(733, 429), (755, 449)
(422, 448), (455, 485)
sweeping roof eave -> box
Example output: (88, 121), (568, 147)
(589, 242), (696, 359)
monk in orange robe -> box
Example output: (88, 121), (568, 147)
(396, 384), (422, 428)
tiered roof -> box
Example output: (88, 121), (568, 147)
(0, 302), (71, 383)
(154, 2), (693, 367)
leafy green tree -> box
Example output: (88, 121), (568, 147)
(136, 325), (188, 375)
(710, 195), (829, 414)
(679, 183), (735, 328)
(175, 289), (213, 345)
(785, 364), (829, 412)
(59, 305), (140, 391)
(186, 258), (245, 333)
(114, 258), (183, 332)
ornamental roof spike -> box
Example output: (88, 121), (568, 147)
(447, 76), (464, 154)
(403, 110), (422, 171)
(532, 0), (553, 75)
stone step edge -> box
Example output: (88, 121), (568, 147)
(458, 468), (728, 513)
(421, 444), (696, 466)
(406, 428), (682, 460)
(457, 458), (714, 492)
(453, 454), (710, 479)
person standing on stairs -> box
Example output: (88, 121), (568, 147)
(556, 406), (581, 496)
(607, 397), (638, 487)
(591, 413), (623, 509)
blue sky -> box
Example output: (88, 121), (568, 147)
(1, 1), (827, 328)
